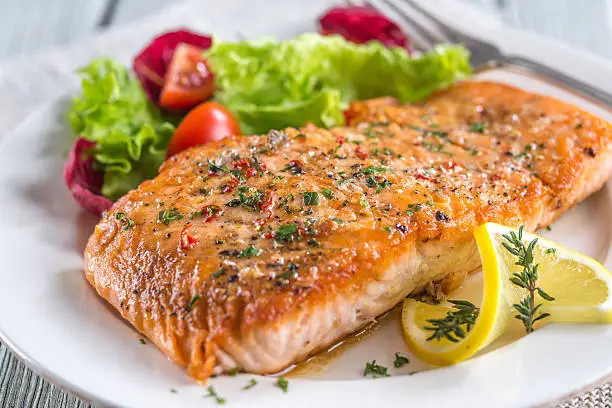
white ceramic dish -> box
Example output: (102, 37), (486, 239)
(0, 1), (611, 407)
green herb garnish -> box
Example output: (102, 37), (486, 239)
(363, 166), (392, 175)
(205, 386), (226, 405)
(423, 300), (479, 342)
(186, 294), (201, 312)
(502, 226), (555, 333)
(237, 245), (263, 258)
(115, 212), (134, 230)
(303, 191), (320, 206)
(275, 223), (298, 243)
(158, 208), (184, 225)
(276, 377), (289, 392)
(363, 360), (389, 378)
(321, 188), (334, 199)
(393, 352), (410, 368)
(242, 379), (258, 390)
(211, 268), (226, 279)
(469, 122), (488, 133)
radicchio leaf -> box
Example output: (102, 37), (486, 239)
(64, 138), (113, 217)
(132, 29), (213, 104)
(318, 5), (410, 51)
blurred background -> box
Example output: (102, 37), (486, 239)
(0, 0), (611, 62)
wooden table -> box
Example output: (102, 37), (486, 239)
(0, 0), (611, 407)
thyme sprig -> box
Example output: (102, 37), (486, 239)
(502, 226), (555, 333)
(424, 300), (479, 342)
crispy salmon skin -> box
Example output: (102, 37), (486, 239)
(85, 81), (612, 381)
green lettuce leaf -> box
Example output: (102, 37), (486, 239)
(206, 34), (471, 134)
(68, 59), (175, 200)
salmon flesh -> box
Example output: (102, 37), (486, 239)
(84, 81), (612, 381)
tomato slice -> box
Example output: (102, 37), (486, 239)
(158, 43), (214, 110)
(166, 102), (241, 158)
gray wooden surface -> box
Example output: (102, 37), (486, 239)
(1, 0), (612, 407)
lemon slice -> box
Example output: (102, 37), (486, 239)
(401, 222), (612, 366)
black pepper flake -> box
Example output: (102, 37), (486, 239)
(227, 275), (239, 283)
(435, 211), (450, 222)
(219, 249), (241, 257)
(584, 147), (596, 157)
(395, 223), (408, 234)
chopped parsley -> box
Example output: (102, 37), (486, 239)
(190, 209), (203, 219)
(226, 189), (265, 211)
(469, 147), (479, 156)
(308, 238), (321, 247)
(205, 386), (226, 405)
(365, 176), (392, 193)
(382, 226), (395, 232)
(275, 223), (298, 243)
(227, 367), (239, 376)
(363, 166), (392, 175)
(186, 294), (201, 312)
(545, 248), (557, 254)
(303, 191), (320, 206)
(211, 268), (226, 279)
(242, 379), (258, 390)
(469, 122), (488, 133)
(115, 212), (134, 230)
(363, 360), (389, 378)
(406, 200), (434, 215)
(158, 208), (183, 225)
(330, 218), (344, 224)
(321, 188), (334, 199)
(281, 160), (306, 175)
(208, 161), (228, 174)
(138, 338), (147, 345)
(276, 377), (289, 392)
(360, 197), (370, 208)
(393, 353), (410, 368)
(237, 245), (262, 258)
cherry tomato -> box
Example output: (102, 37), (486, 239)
(166, 102), (241, 157)
(159, 43), (214, 110)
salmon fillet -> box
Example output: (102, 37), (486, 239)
(84, 81), (612, 381)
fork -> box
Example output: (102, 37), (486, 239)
(346, 0), (612, 107)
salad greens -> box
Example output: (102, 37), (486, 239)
(68, 59), (175, 200)
(206, 34), (471, 134)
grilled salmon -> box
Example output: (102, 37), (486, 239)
(84, 81), (612, 382)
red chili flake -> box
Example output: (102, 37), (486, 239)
(255, 194), (275, 226)
(263, 231), (275, 239)
(220, 177), (240, 193)
(232, 159), (250, 169)
(201, 205), (223, 222)
(414, 170), (431, 181)
(207, 171), (220, 177)
(179, 225), (199, 250)
(355, 146), (369, 160)
(444, 161), (457, 170)
(245, 167), (257, 177)
(337, 135), (346, 145)
(260, 162), (268, 172)
(490, 174), (501, 182)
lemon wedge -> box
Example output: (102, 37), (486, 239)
(401, 222), (612, 366)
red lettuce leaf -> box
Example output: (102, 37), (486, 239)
(64, 138), (114, 217)
(319, 5), (410, 50)
(133, 29), (213, 103)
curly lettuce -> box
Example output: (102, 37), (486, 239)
(206, 34), (471, 134)
(68, 59), (175, 200)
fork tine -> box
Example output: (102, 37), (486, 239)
(400, 0), (463, 42)
(374, 0), (450, 48)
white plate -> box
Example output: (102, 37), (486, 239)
(0, 1), (611, 407)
